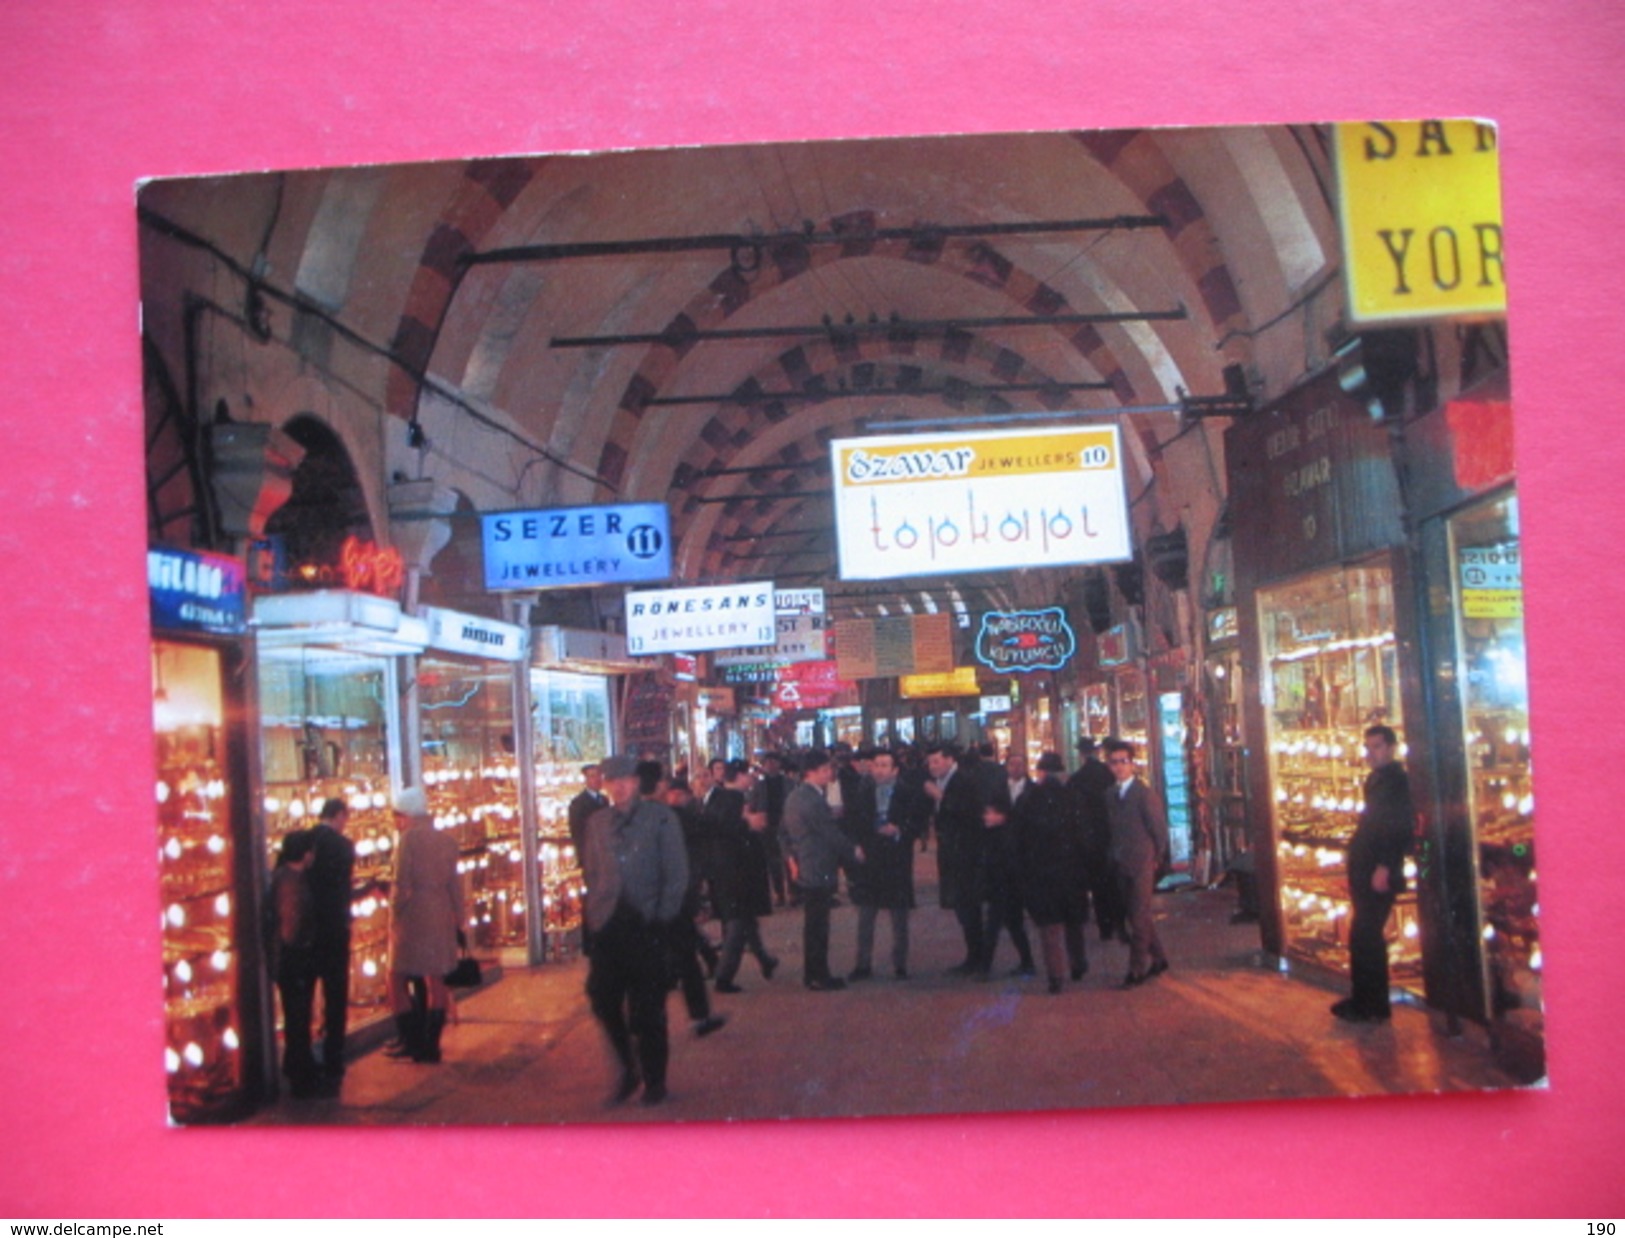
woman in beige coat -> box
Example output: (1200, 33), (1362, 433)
(387, 787), (463, 1062)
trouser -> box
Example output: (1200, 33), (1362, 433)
(1033, 920), (1088, 980)
(1348, 891), (1397, 1015)
(854, 903), (910, 973)
(311, 940), (350, 1076)
(798, 885), (836, 983)
(275, 949), (318, 1087)
(585, 907), (671, 1088)
(1090, 856), (1125, 937)
(1064, 920), (1088, 977)
(975, 890), (1027, 968)
(1119, 863), (1167, 978)
(765, 831), (789, 904)
(673, 920), (712, 1022)
(716, 915), (772, 984)
(953, 898), (985, 968)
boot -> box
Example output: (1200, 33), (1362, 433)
(384, 1009), (421, 1060)
(415, 1007), (446, 1063)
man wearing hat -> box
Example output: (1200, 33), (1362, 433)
(581, 753), (690, 1105)
(1067, 736), (1124, 942)
(387, 786), (463, 1063)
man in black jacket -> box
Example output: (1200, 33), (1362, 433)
(1333, 724), (1416, 1024)
(925, 745), (986, 975)
(306, 797), (355, 1091)
(712, 760), (779, 992)
(848, 748), (931, 980)
(1068, 736), (1124, 942)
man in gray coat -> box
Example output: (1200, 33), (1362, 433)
(387, 786), (463, 1063)
(1104, 740), (1170, 987)
(582, 753), (690, 1105)
(782, 750), (864, 990)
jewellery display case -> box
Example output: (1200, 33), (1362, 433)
(257, 645), (401, 1015)
(154, 639), (247, 1122)
(526, 668), (610, 951)
(1259, 560), (1421, 987)
(419, 656), (523, 950)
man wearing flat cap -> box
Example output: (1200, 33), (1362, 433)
(581, 752), (690, 1106)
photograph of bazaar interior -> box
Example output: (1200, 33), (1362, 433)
(140, 119), (1539, 1125)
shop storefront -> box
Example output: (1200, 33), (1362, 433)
(150, 547), (264, 1123)
(1229, 372), (1415, 985)
(1407, 386), (1540, 1075)
(415, 607), (529, 954)
(1228, 366), (1538, 1076)
(528, 625), (638, 957)
(252, 589), (426, 1040)
(1203, 604), (1249, 868)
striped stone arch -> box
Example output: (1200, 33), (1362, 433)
(383, 160), (537, 421)
(1070, 129), (1248, 351)
(593, 217), (1166, 493)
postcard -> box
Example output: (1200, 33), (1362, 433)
(138, 119), (1538, 1126)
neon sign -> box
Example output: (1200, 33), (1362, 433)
(974, 608), (1077, 674)
(292, 537), (407, 598)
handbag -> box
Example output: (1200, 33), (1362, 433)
(445, 942), (483, 988)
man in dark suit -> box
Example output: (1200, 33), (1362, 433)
(1332, 724), (1416, 1024)
(710, 759), (778, 992)
(848, 748), (931, 980)
(567, 764), (607, 860)
(976, 753), (1037, 977)
(782, 750), (864, 990)
(1105, 740), (1170, 987)
(307, 797), (356, 1091)
(925, 744), (986, 975)
(1068, 736), (1123, 941)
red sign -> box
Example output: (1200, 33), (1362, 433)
(291, 536), (407, 598)
(1446, 399), (1515, 492)
(772, 660), (850, 711)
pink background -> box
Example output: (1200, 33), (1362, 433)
(4, 0), (1622, 1217)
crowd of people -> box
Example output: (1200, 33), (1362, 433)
(572, 735), (1174, 1106)
(262, 722), (1413, 1109)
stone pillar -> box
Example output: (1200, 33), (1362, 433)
(208, 422), (305, 540)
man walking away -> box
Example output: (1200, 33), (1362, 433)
(582, 753), (691, 1105)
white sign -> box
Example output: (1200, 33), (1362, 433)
(422, 606), (528, 662)
(830, 425), (1133, 580)
(711, 588), (828, 666)
(624, 581), (777, 656)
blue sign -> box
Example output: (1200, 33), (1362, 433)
(148, 547), (247, 635)
(481, 502), (672, 591)
(973, 607), (1077, 673)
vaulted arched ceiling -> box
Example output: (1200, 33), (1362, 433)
(140, 125), (1344, 625)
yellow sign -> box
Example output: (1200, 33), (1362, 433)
(899, 666), (982, 699)
(1462, 589), (1523, 619)
(1334, 120), (1506, 323)
(835, 427), (1118, 488)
